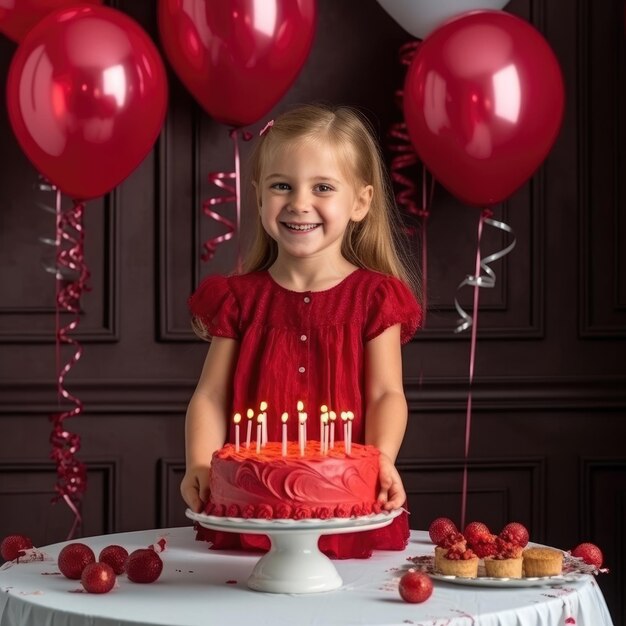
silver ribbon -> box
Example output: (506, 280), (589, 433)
(37, 177), (77, 280)
(454, 215), (516, 333)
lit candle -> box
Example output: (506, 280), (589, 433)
(329, 411), (336, 449)
(246, 408), (254, 448)
(299, 411), (307, 457)
(341, 411), (348, 452)
(303, 411), (307, 444)
(281, 412), (288, 457)
(346, 411), (354, 455)
(234, 412), (241, 452)
(260, 401), (268, 446)
(320, 404), (328, 447)
(322, 414), (329, 454)
(256, 414), (263, 454)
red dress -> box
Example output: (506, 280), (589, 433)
(189, 268), (421, 559)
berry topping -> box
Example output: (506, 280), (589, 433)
(499, 522), (529, 547)
(445, 546), (477, 561)
(463, 521), (491, 546)
(472, 534), (498, 558)
(493, 537), (523, 559)
(428, 517), (458, 546)
(439, 531), (466, 550)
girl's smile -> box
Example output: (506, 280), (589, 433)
(281, 222), (321, 233)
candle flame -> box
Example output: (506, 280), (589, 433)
(257, 413), (263, 424)
(329, 411), (336, 421)
(281, 412), (288, 423)
(260, 401), (268, 411)
(322, 414), (328, 424)
(299, 412), (307, 424)
(233, 413), (241, 424)
(340, 411), (348, 422)
(347, 411), (354, 421)
(297, 400), (304, 411)
(320, 404), (328, 413)
(247, 408), (254, 419)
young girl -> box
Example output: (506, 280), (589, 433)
(181, 103), (422, 559)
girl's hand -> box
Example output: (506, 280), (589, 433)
(377, 453), (407, 511)
(180, 465), (211, 513)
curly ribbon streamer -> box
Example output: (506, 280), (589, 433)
(202, 128), (252, 271)
(456, 209), (516, 529)
(387, 40), (434, 325)
(47, 188), (90, 540)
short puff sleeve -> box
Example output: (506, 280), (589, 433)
(364, 277), (422, 345)
(188, 275), (240, 340)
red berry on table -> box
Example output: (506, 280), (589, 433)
(399, 571), (433, 603)
(99, 545), (129, 575)
(499, 522), (529, 547)
(1, 534), (33, 561)
(126, 548), (163, 583)
(58, 543), (96, 580)
(463, 521), (490, 546)
(571, 542), (603, 568)
(428, 517), (458, 545)
(81, 562), (116, 594)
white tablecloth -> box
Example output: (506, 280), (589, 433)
(0, 527), (614, 626)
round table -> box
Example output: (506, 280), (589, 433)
(0, 527), (614, 626)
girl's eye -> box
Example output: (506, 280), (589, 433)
(315, 184), (333, 193)
(270, 182), (291, 191)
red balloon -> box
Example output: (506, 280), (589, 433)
(7, 5), (168, 201)
(403, 11), (565, 207)
(158, 0), (316, 127)
(0, 0), (103, 42)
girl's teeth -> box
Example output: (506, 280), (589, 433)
(285, 223), (318, 231)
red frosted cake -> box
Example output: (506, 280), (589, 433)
(205, 442), (382, 520)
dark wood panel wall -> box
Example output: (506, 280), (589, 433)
(0, 0), (624, 622)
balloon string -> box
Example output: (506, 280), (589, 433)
(456, 209), (516, 530)
(202, 129), (252, 271)
(49, 196), (91, 540)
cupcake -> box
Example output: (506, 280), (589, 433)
(434, 531), (466, 571)
(522, 547), (563, 577)
(484, 539), (523, 578)
(438, 546), (479, 578)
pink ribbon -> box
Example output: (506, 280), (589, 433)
(202, 129), (252, 271)
(387, 40), (434, 325)
(49, 190), (90, 540)
(455, 209), (516, 529)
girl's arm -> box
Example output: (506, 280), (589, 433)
(364, 323), (409, 510)
(181, 336), (239, 513)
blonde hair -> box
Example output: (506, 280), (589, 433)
(243, 103), (421, 297)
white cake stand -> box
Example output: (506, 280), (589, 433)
(186, 508), (403, 594)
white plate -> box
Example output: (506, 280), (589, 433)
(428, 572), (586, 588)
(186, 508), (403, 534)
(408, 553), (593, 588)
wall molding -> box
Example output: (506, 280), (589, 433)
(1, 376), (624, 414)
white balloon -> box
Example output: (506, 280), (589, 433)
(376, 0), (510, 40)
